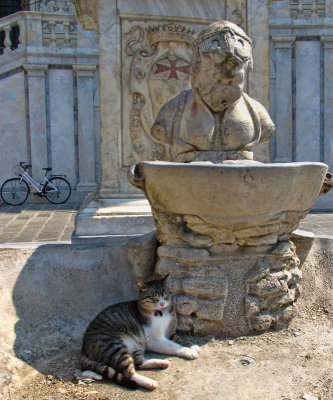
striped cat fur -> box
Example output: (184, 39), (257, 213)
(80, 275), (200, 390)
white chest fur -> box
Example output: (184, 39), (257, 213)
(144, 310), (172, 343)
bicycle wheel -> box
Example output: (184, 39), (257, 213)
(0, 193), (4, 206)
(44, 177), (71, 204)
(1, 178), (29, 206)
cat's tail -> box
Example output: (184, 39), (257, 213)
(79, 352), (140, 389)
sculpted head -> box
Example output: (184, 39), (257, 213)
(191, 21), (253, 112)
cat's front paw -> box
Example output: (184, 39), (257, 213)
(176, 347), (199, 360)
(191, 345), (201, 353)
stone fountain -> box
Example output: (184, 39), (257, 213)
(128, 21), (332, 337)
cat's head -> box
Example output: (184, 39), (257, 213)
(136, 274), (171, 314)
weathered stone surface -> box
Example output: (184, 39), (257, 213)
(126, 19), (330, 337)
(157, 246), (210, 262)
(150, 20), (275, 163)
(245, 242), (302, 332)
(176, 315), (193, 333)
(126, 231), (157, 280)
(182, 278), (227, 299)
(197, 299), (226, 321)
(129, 161), (327, 248)
(154, 241), (303, 336)
(192, 319), (225, 336)
(175, 296), (198, 317)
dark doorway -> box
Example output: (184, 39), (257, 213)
(0, 0), (22, 18)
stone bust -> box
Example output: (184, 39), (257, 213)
(151, 20), (275, 163)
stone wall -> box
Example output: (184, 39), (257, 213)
(1, 1), (333, 208)
(0, 10), (99, 194)
(269, 0), (333, 209)
(0, 70), (28, 177)
(73, 0), (333, 211)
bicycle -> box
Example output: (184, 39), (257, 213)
(1, 162), (72, 206)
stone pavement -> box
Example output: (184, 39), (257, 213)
(0, 201), (81, 244)
(0, 200), (332, 244)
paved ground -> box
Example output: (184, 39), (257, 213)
(0, 201), (81, 244)
(297, 212), (333, 237)
(0, 201), (332, 244)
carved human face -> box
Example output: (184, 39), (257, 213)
(193, 32), (252, 112)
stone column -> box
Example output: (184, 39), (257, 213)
(73, 64), (97, 191)
(321, 36), (333, 172)
(271, 36), (296, 162)
(295, 40), (321, 162)
(23, 63), (48, 180)
(247, 0), (271, 162)
(247, 0), (270, 108)
(97, 0), (121, 197)
(314, 35), (333, 209)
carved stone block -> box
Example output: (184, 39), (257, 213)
(122, 21), (200, 165)
(156, 240), (301, 336)
(245, 243), (302, 332)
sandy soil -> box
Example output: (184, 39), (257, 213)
(2, 237), (333, 400)
(5, 307), (332, 400)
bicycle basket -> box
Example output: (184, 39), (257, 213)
(12, 165), (24, 176)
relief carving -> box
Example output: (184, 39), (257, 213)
(124, 23), (196, 164)
(245, 241), (302, 332)
(42, 20), (77, 48)
(290, 0), (326, 19)
(39, 0), (76, 14)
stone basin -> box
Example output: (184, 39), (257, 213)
(128, 161), (327, 236)
(128, 160), (329, 336)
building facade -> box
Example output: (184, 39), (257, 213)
(0, 0), (332, 209)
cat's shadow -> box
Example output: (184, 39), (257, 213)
(11, 242), (140, 380)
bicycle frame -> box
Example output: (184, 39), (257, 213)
(19, 170), (53, 193)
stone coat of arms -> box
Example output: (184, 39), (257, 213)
(123, 23), (197, 164)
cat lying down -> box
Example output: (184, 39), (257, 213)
(79, 274), (200, 390)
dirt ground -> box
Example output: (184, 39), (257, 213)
(2, 237), (332, 400)
(4, 307), (332, 400)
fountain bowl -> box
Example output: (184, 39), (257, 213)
(128, 161), (327, 220)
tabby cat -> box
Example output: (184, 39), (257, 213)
(80, 275), (200, 390)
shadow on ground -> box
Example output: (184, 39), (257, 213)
(0, 233), (332, 399)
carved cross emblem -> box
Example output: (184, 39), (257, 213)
(154, 58), (190, 80)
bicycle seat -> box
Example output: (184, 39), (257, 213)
(42, 167), (52, 171)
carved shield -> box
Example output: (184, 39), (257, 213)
(123, 23), (196, 165)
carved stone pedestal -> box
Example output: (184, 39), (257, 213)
(128, 160), (328, 336)
(156, 241), (301, 336)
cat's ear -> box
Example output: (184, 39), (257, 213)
(161, 273), (170, 284)
(136, 279), (148, 292)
